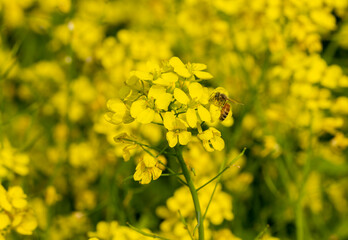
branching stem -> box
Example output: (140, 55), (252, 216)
(175, 146), (204, 240)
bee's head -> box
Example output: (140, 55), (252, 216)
(220, 93), (227, 101)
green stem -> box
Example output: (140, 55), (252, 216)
(197, 148), (246, 192)
(127, 222), (170, 240)
(175, 146), (204, 240)
(202, 148), (246, 222)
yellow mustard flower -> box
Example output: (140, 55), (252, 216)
(0, 185), (37, 237)
(198, 127), (225, 152)
(213, 229), (241, 240)
(69, 142), (96, 167)
(133, 154), (163, 184)
(12, 211), (38, 235)
(153, 72), (178, 86)
(0, 139), (30, 178)
(331, 132), (348, 149)
(163, 112), (192, 148)
(148, 85), (173, 111)
(0, 212), (10, 230)
(158, 183), (234, 238)
(88, 221), (147, 239)
(45, 186), (61, 206)
(174, 82), (211, 127)
(169, 57), (213, 80)
(169, 57), (191, 78)
(105, 99), (129, 125)
(130, 99), (156, 124)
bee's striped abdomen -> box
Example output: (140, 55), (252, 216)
(219, 103), (230, 121)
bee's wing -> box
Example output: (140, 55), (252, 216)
(209, 92), (217, 102)
(227, 97), (244, 105)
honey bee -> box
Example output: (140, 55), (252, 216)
(209, 92), (242, 121)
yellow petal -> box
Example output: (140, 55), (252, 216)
(189, 82), (203, 100)
(161, 72), (178, 83)
(174, 88), (189, 105)
(15, 214), (37, 235)
(203, 141), (214, 152)
(133, 167), (143, 181)
(193, 71), (213, 79)
(119, 86), (132, 100)
(123, 149), (131, 162)
(148, 85), (166, 99)
(0, 212), (10, 229)
(136, 108), (155, 124)
(186, 108), (197, 128)
(198, 105), (211, 122)
(104, 112), (124, 125)
(133, 70), (153, 80)
(169, 57), (191, 78)
(130, 100), (147, 118)
(153, 77), (169, 86)
(178, 131), (192, 145)
(12, 214), (23, 227)
(192, 63), (207, 71)
(155, 93), (172, 110)
(153, 72), (178, 86)
(126, 75), (139, 85)
(143, 154), (156, 168)
(0, 186), (12, 212)
(210, 104), (221, 122)
(146, 60), (160, 72)
(166, 131), (178, 147)
(140, 171), (152, 184)
(12, 198), (27, 209)
(210, 127), (222, 136)
(175, 118), (188, 130)
(9, 187), (27, 209)
(151, 167), (162, 180)
(106, 99), (126, 113)
(198, 129), (214, 141)
(200, 87), (210, 105)
(163, 112), (176, 130)
(211, 136), (225, 151)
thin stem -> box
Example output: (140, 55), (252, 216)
(175, 146), (204, 240)
(197, 148), (246, 192)
(116, 137), (157, 150)
(158, 160), (187, 186)
(127, 222), (170, 240)
(123, 172), (183, 183)
(156, 145), (169, 157)
(202, 148), (246, 221)
(296, 113), (314, 240)
(178, 210), (194, 240)
(197, 167), (229, 192)
(254, 224), (270, 240)
(161, 173), (183, 177)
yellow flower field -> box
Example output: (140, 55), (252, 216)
(1, 0), (348, 239)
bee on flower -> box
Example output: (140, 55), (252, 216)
(209, 87), (242, 122)
(105, 57), (235, 186)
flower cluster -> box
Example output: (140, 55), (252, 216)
(0, 185), (37, 239)
(106, 57), (230, 184)
(0, 139), (30, 179)
(156, 182), (234, 239)
(87, 221), (146, 240)
(106, 57), (227, 151)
